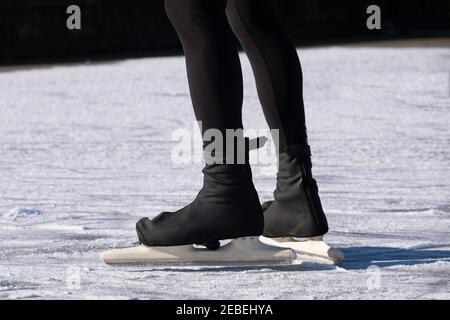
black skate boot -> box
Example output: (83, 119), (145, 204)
(262, 144), (328, 238)
(259, 144), (344, 264)
(100, 137), (296, 265)
(136, 137), (265, 247)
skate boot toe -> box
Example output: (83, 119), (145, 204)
(136, 218), (150, 245)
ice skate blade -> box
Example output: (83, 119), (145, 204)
(101, 237), (295, 266)
(259, 236), (344, 265)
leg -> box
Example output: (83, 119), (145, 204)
(165, 0), (244, 137)
(226, 0), (329, 238)
(136, 0), (264, 247)
(225, 0), (307, 151)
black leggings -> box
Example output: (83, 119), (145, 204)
(165, 0), (307, 151)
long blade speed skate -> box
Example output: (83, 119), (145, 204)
(101, 237), (295, 266)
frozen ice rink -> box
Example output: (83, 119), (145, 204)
(0, 41), (449, 299)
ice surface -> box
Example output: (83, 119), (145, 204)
(0, 44), (449, 299)
(3, 207), (42, 220)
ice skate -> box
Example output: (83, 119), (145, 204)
(101, 138), (294, 266)
(101, 237), (295, 265)
(261, 144), (344, 265)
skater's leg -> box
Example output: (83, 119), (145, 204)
(225, 0), (307, 151)
(136, 0), (264, 246)
(226, 0), (329, 238)
(165, 0), (244, 137)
